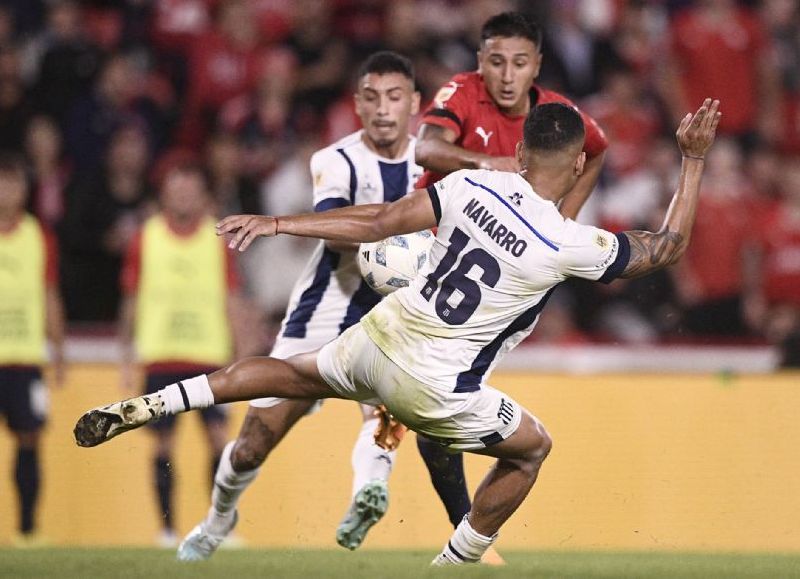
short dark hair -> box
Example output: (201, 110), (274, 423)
(0, 151), (26, 180)
(357, 50), (415, 82)
(481, 12), (542, 49)
(523, 103), (585, 152)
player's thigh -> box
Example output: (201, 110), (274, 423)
(249, 332), (336, 414)
(230, 399), (317, 470)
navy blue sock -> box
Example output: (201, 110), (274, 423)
(416, 435), (471, 527)
(15, 448), (39, 534)
(154, 456), (174, 530)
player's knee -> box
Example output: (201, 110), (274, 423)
(519, 423), (552, 472)
(230, 435), (272, 471)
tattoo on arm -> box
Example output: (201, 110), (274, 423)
(621, 230), (685, 279)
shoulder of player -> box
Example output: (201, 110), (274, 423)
(535, 85), (578, 109)
(311, 131), (362, 160)
(534, 85), (603, 129)
(434, 71), (481, 102)
(439, 169), (532, 202)
(310, 135), (361, 174)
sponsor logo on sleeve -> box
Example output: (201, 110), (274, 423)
(433, 81), (462, 107)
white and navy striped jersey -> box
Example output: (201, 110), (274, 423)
(361, 169), (631, 390)
(278, 130), (422, 347)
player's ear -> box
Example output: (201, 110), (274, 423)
(476, 47), (484, 75)
(410, 91), (421, 116)
(515, 141), (525, 168)
(574, 151), (586, 176)
(353, 92), (363, 116)
(531, 49), (543, 79)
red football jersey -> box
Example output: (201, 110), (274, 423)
(417, 71), (608, 188)
(756, 204), (800, 306)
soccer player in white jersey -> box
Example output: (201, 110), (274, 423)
(74, 99), (720, 564)
(175, 51), (422, 559)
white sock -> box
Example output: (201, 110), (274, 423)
(157, 375), (215, 415)
(434, 515), (497, 565)
(351, 417), (396, 497)
(205, 441), (259, 535)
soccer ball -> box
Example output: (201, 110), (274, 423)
(358, 230), (435, 296)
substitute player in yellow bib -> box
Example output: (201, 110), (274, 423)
(119, 162), (245, 546)
(0, 153), (65, 545)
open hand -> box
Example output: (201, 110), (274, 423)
(676, 98), (721, 160)
(216, 214), (278, 252)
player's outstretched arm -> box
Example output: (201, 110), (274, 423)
(619, 98), (721, 279)
(416, 124), (520, 173)
(217, 188), (438, 252)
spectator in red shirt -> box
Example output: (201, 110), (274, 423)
(24, 115), (70, 228)
(178, 0), (269, 147)
(582, 64), (662, 182)
(744, 154), (800, 365)
(415, 11), (608, 220)
(673, 138), (756, 337)
(659, 0), (781, 148)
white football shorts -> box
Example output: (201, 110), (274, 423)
(316, 323), (524, 452)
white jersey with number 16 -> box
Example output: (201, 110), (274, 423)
(360, 168), (631, 392)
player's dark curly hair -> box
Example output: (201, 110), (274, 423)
(358, 51), (415, 81)
(481, 12), (542, 49)
(523, 103), (585, 152)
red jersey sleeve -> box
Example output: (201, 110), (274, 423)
(579, 109), (609, 159)
(120, 230), (143, 295)
(420, 74), (475, 140)
(41, 225), (59, 287)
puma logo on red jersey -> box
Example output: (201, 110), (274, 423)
(475, 126), (493, 147)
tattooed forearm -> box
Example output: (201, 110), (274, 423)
(620, 230), (685, 278)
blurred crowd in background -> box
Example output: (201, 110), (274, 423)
(1, 0), (799, 359)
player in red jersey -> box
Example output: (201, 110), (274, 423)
(416, 12), (607, 221)
(410, 13), (608, 562)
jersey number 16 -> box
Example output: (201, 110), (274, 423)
(420, 227), (500, 325)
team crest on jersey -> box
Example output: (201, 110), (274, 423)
(363, 179), (378, 195)
(433, 81), (462, 107)
(497, 398), (515, 425)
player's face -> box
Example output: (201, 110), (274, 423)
(478, 36), (541, 115)
(0, 172), (27, 217)
(355, 73), (420, 149)
(160, 172), (209, 222)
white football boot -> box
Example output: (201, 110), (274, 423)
(335, 479), (389, 550)
(73, 395), (165, 447)
(177, 511), (238, 561)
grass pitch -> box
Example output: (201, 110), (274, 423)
(2, 548), (800, 579)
